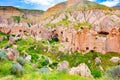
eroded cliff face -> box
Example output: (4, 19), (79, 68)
(56, 27), (120, 53)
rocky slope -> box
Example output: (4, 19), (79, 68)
(0, 0), (120, 53)
(0, 6), (44, 25)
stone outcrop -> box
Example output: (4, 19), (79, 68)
(6, 46), (19, 60)
(95, 57), (101, 64)
(56, 27), (120, 53)
(110, 57), (120, 63)
(57, 61), (69, 70)
(69, 63), (93, 77)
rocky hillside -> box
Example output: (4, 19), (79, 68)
(0, 6), (44, 24)
(39, 0), (120, 53)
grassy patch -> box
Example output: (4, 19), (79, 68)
(74, 22), (92, 29)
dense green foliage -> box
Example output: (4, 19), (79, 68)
(91, 70), (102, 78)
(13, 16), (21, 23)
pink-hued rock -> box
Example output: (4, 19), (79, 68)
(56, 27), (120, 53)
(6, 48), (19, 61)
(69, 63), (93, 77)
(105, 28), (120, 52)
(110, 57), (120, 63)
(57, 61), (69, 70)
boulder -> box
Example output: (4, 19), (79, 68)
(25, 55), (31, 62)
(69, 63), (93, 77)
(95, 57), (101, 64)
(57, 61), (69, 70)
(6, 48), (19, 61)
(110, 57), (120, 63)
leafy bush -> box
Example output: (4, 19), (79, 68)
(91, 70), (102, 78)
(57, 68), (69, 74)
(13, 16), (20, 23)
(37, 55), (50, 68)
(106, 65), (120, 79)
(0, 49), (7, 61)
(27, 23), (31, 27)
(17, 57), (26, 66)
(49, 36), (59, 44)
(11, 62), (24, 76)
(49, 62), (58, 69)
(39, 66), (50, 74)
(92, 52), (98, 59)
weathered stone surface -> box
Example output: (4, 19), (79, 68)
(110, 57), (120, 63)
(56, 27), (120, 53)
(57, 61), (69, 70)
(105, 28), (120, 52)
(95, 57), (101, 64)
(6, 48), (19, 61)
(69, 63), (93, 77)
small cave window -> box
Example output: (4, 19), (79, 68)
(66, 38), (69, 42)
(61, 31), (63, 34)
(95, 37), (98, 40)
(118, 28), (120, 32)
(86, 47), (89, 50)
(77, 47), (79, 50)
(19, 30), (22, 32)
(24, 30), (26, 33)
(98, 31), (109, 35)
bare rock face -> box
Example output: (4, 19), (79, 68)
(95, 57), (101, 64)
(105, 28), (120, 52)
(110, 57), (120, 63)
(0, 27), (11, 34)
(69, 63), (93, 77)
(56, 27), (120, 53)
(6, 46), (19, 61)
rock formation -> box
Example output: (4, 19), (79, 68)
(69, 63), (93, 78)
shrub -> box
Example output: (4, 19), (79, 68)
(13, 16), (21, 23)
(49, 36), (59, 44)
(11, 62), (24, 76)
(0, 49), (7, 61)
(17, 57), (26, 66)
(37, 55), (50, 68)
(106, 65), (120, 79)
(91, 70), (102, 78)
(92, 52), (98, 59)
(57, 68), (69, 74)
(49, 62), (58, 69)
(39, 66), (50, 74)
